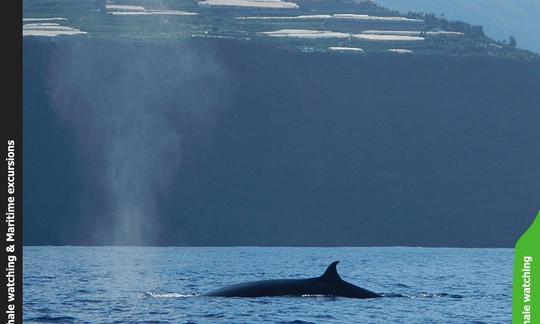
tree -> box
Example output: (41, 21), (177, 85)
(509, 36), (517, 48)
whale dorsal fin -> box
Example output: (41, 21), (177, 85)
(320, 261), (342, 281)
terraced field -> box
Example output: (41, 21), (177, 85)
(23, 0), (536, 58)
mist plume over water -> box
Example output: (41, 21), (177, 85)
(47, 40), (229, 245)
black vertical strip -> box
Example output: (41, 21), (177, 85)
(2, 0), (23, 323)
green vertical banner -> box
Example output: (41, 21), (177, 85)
(513, 210), (540, 323)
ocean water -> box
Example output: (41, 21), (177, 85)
(24, 247), (512, 323)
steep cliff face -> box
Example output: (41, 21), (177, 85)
(24, 38), (540, 246)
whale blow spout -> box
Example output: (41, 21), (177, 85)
(205, 261), (381, 299)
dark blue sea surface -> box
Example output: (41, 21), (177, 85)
(24, 247), (511, 323)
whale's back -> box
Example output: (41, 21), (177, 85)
(204, 262), (381, 299)
(205, 278), (323, 297)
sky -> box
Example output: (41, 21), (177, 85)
(376, 0), (540, 53)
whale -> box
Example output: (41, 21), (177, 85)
(204, 261), (380, 299)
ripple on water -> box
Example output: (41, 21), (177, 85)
(23, 247), (513, 323)
(27, 315), (78, 323)
(413, 292), (464, 299)
(138, 291), (196, 298)
(394, 283), (411, 288)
